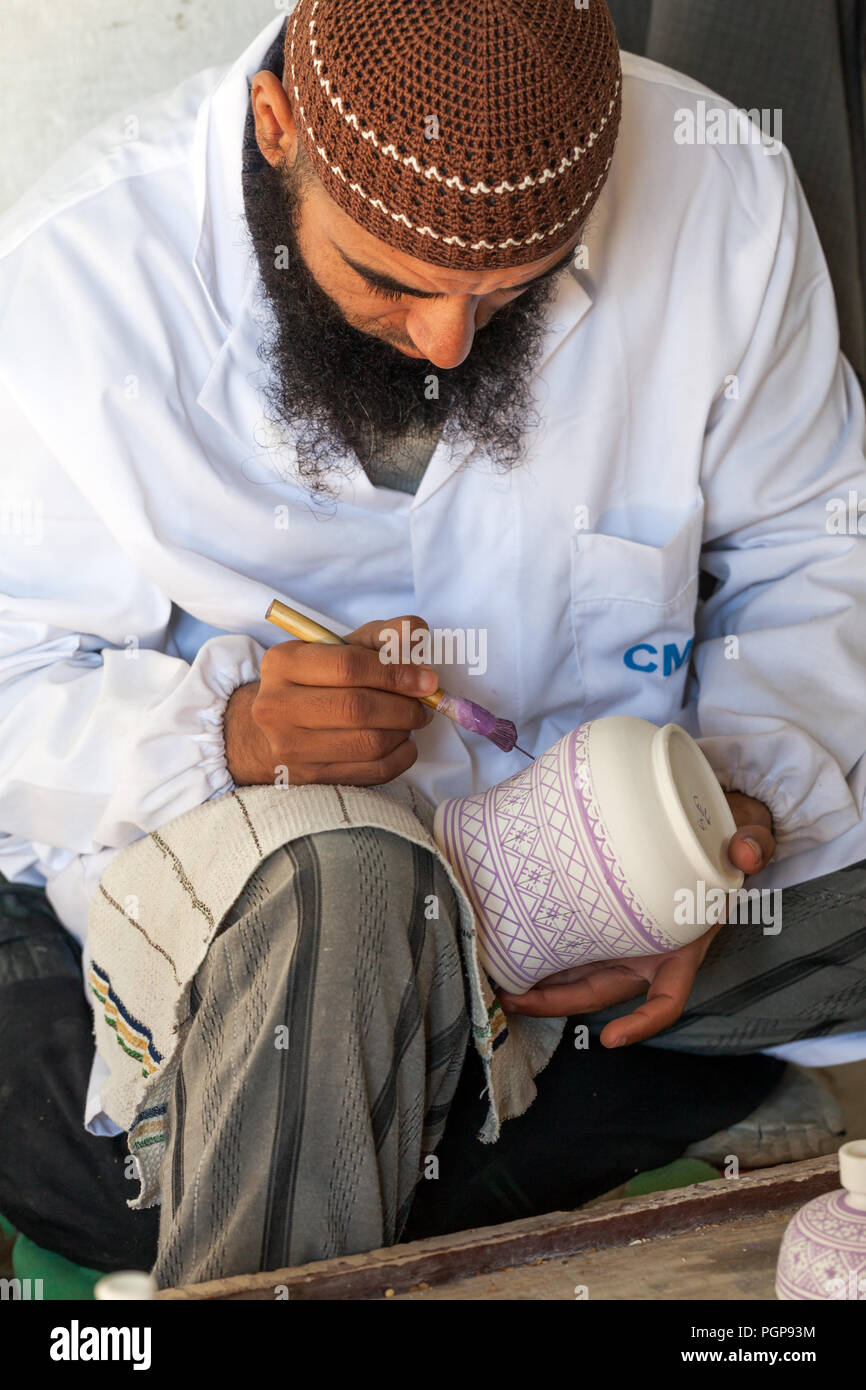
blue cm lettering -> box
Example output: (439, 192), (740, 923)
(624, 639), (693, 675)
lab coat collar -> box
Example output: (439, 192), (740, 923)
(192, 12), (289, 333)
(409, 266), (594, 510)
(192, 10), (595, 503)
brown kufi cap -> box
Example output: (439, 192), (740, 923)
(285, 0), (622, 270)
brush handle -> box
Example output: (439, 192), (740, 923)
(266, 600), (448, 713)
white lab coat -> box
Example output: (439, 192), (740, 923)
(1, 15), (865, 1119)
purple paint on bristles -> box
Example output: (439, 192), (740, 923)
(438, 694), (519, 752)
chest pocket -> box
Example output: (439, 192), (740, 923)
(570, 501), (704, 725)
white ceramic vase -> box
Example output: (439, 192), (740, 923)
(433, 715), (744, 995)
(776, 1142), (866, 1300)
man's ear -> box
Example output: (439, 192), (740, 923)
(251, 70), (299, 168)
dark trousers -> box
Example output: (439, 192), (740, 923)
(0, 882), (160, 1270)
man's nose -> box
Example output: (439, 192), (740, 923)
(405, 297), (477, 369)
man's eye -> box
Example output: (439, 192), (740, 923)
(367, 281), (404, 302)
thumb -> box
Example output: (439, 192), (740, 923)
(728, 823), (776, 875)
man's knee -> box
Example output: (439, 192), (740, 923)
(226, 824), (459, 941)
(182, 824), (467, 1099)
(200, 824), (463, 1029)
(307, 823), (459, 923)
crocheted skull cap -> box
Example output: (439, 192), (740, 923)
(285, 0), (622, 270)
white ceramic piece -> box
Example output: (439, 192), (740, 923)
(434, 715), (743, 995)
(776, 1141), (866, 1300)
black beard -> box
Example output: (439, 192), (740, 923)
(242, 154), (563, 498)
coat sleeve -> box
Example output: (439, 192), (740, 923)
(690, 147), (866, 866)
(0, 375), (263, 879)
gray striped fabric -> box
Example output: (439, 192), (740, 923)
(590, 859), (866, 1052)
(152, 827), (469, 1286)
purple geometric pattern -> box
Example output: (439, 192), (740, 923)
(570, 723), (680, 954)
(438, 722), (682, 993)
(776, 1191), (866, 1300)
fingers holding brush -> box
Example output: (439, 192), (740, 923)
(264, 600), (532, 758)
(224, 614), (440, 787)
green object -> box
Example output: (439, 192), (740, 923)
(11, 1232), (104, 1300)
(0, 1212), (16, 1241)
(625, 1156), (722, 1197)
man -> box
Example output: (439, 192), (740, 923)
(0, 0), (864, 1287)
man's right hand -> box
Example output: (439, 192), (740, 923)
(224, 615), (439, 786)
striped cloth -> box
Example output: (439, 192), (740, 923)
(154, 826), (469, 1280)
(85, 780), (565, 1210)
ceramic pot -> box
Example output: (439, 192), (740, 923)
(776, 1142), (866, 1301)
(433, 715), (744, 995)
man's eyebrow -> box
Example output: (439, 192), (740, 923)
(332, 241), (578, 300)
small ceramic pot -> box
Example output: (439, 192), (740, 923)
(433, 715), (743, 995)
(776, 1142), (866, 1300)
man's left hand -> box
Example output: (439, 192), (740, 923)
(495, 791), (775, 1045)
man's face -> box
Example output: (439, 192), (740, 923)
(246, 72), (581, 495)
(283, 151), (581, 372)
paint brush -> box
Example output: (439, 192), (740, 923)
(265, 599), (533, 757)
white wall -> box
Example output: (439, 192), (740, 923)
(0, 0), (280, 210)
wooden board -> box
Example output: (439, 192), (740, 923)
(157, 1153), (838, 1301)
(393, 1210), (791, 1300)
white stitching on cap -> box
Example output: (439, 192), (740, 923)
(289, 7), (613, 254)
(302, 0), (620, 198)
